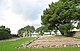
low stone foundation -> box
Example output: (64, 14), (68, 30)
(17, 37), (39, 48)
(17, 36), (80, 48)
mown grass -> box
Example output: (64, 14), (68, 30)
(74, 37), (80, 39)
(0, 37), (80, 51)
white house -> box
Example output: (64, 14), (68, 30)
(31, 32), (39, 37)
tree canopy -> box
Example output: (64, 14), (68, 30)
(36, 26), (45, 35)
(0, 25), (11, 39)
(18, 25), (35, 37)
(41, 0), (80, 36)
(77, 21), (80, 29)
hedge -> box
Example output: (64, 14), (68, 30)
(0, 31), (12, 40)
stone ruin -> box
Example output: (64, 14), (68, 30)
(17, 36), (80, 48)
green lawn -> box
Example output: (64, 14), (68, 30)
(0, 37), (80, 51)
(74, 37), (80, 39)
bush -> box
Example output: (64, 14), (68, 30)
(66, 31), (76, 37)
(0, 31), (12, 40)
(12, 34), (19, 37)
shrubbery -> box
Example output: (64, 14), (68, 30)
(0, 31), (12, 40)
(12, 34), (19, 37)
(0, 26), (12, 40)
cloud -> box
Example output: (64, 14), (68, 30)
(11, 0), (39, 21)
(0, 0), (59, 34)
(11, 0), (59, 21)
(0, 8), (41, 34)
(0, 9), (29, 33)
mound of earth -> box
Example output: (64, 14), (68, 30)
(17, 36), (80, 48)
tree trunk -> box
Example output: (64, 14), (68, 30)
(49, 30), (52, 35)
(29, 31), (31, 37)
(59, 30), (64, 36)
(49, 32), (51, 35)
(54, 30), (57, 35)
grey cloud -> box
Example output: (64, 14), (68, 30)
(11, 0), (49, 21)
(0, 0), (58, 21)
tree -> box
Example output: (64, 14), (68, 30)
(18, 28), (24, 37)
(6, 28), (11, 34)
(77, 21), (80, 29)
(59, 23), (74, 35)
(24, 25), (35, 37)
(18, 25), (35, 37)
(36, 26), (45, 36)
(0, 26), (12, 39)
(41, 0), (80, 36)
(0, 25), (5, 28)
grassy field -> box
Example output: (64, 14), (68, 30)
(0, 37), (80, 51)
(74, 37), (80, 39)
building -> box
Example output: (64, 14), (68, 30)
(31, 32), (39, 37)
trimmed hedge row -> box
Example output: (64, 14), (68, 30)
(0, 31), (12, 40)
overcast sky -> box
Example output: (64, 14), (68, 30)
(0, 0), (59, 34)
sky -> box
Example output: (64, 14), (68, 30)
(0, 0), (59, 34)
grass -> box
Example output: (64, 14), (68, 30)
(0, 37), (80, 51)
(73, 37), (80, 39)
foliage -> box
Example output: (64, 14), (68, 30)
(18, 28), (24, 37)
(36, 26), (45, 35)
(59, 23), (74, 35)
(74, 36), (80, 39)
(12, 34), (19, 37)
(77, 21), (80, 29)
(24, 25), (35, 37)
(41, 0), (80, 36)
(0, 31), (12, 40)
(18, 25), (35, 37)
(0, 25), (11, 40)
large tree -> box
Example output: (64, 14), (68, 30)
(24, 25), (35, 37)
(18, 25), (35, 37)
(36, 26), (45, 36)
(41, 0), (80, 36)
(18, 28), (24, 37)
(36, 26), (53, 35)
